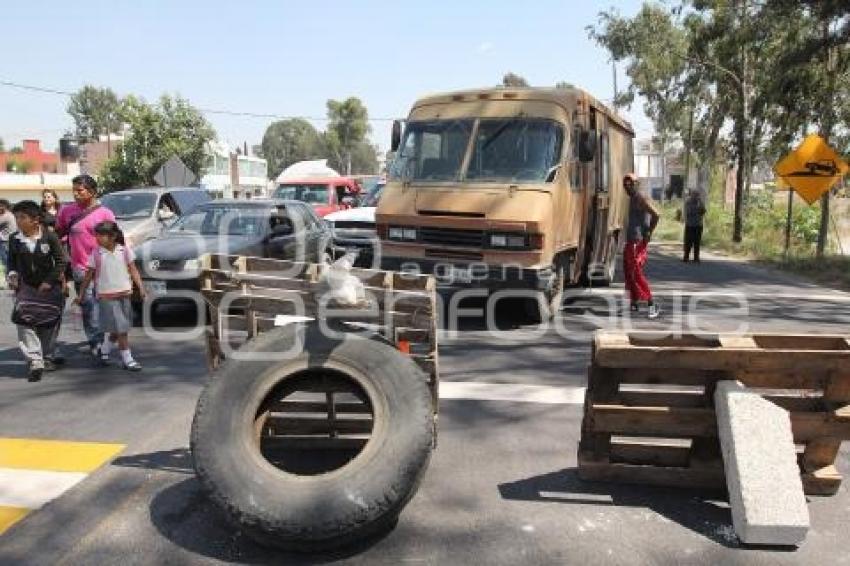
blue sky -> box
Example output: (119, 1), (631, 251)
(0, 0), (653, 153)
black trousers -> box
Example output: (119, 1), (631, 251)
(684, 225), (703, 261)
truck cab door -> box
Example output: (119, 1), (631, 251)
(575, 107), (610, 282)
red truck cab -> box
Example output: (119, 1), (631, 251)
(273, 177), (362, 217)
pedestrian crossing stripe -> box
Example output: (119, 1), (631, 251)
(0, 438), (125, 535)
(0, 438), (125, 473)
(0, 506), (29, 535)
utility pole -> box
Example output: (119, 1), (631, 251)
(684, 104), (695, 195)
(612, 57), (619, 108)
(229, 151), (239, 199)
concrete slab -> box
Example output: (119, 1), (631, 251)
(715, 380), (810, 546)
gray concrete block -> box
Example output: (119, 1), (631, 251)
(714, 380), (810, 546)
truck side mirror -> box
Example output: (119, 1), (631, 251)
(391, 120), (402, 152)
(578, 130), (597, 163)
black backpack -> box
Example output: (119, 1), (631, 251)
(12, 284), (64, 328)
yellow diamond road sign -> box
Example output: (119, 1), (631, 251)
(774, 134), (848, 205)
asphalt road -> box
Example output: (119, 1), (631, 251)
(1, 247), (849, 566)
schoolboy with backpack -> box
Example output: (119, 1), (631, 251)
(7, 200), (67, 382)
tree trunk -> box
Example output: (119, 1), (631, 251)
(733, 134), (745, 242)
(816, 17), (837, 258)
(733, 98), (746, 243)
(733, 0), (750, 244)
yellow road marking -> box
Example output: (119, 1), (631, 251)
(0, 438), (125, 473)
(0, 505), (31, 535)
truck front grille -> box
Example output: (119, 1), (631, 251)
(419, 227), (484, 248)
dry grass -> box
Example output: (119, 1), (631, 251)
(655, 197), (850, 292)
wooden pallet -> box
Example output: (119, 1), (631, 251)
(198, 253), (439, 408)
(578, 331), (850, 495)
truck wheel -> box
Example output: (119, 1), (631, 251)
(590, 233), (619, 287)
(191, 323), (434, 552)
(523, 257), (566, 323)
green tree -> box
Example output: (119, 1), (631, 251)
(259, 118), (324, 178)
(347, 140), (379, 174)
(758, 0), (850, 256)
(0, 137), (4, 152)
(99, 94), (216, 189)
(502, 72), (530, 87)
(6, 158), (32, 173)
(589, 5), (692, 198)
(588, 1), (850, 244)
(67, 85), (123, 142)
(326, 97), (370, 175)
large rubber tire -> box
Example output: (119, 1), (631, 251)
(588, 232), (619, 288)
(523, 256), (567, 323)
(190, 323), (434, 552)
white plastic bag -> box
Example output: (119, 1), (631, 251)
(319, 252), (365, 307)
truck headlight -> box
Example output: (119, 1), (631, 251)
(183, 258), (200, 270)
(489, 233), (528, 249)
(388, 227), (417, 241)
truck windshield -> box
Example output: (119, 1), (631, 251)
(466, 118), (564, 182)
(389, 119), (473, 182)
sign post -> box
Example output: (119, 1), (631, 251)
(785, 186), (793, 260)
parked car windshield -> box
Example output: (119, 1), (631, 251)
(101, 192), (157, 219)
(466, 118), (564, 183)
(274, 184), (330, 204)
(167, 206), (267, 236)
(389, 119), (473, 182)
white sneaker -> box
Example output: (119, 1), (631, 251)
(647, 303), (661, 319)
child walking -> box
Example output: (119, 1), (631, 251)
(75, 221), (146, 371)
(7, 200), (67, 382)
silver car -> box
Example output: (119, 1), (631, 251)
(100, 187), (211, 248)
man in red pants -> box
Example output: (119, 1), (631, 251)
(623, 173), (661, 318)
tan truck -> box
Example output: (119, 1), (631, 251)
(376, 86), (634, 319)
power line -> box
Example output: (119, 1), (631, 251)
(0, 79), (400, 122)
(0, 80), (73, 96)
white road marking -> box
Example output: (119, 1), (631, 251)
(538, 491), (614, 503)
(572, 288), (850, 303)
(274, 315), (315, 326)
(439, 382), (586, 405)
(0, 468), (87, 509)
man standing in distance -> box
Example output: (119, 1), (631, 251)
(683, 189), (706, 263)
(623, 173), (661, 319)
(56, 175), (116, 358)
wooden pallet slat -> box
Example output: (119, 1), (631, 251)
(270, 400), (372, 414)
(265, 416), (373, 435)
(259, 435), (370, 451)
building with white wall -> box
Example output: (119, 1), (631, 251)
(199, 141), (268, 199)
(0, 173), (74, 203)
